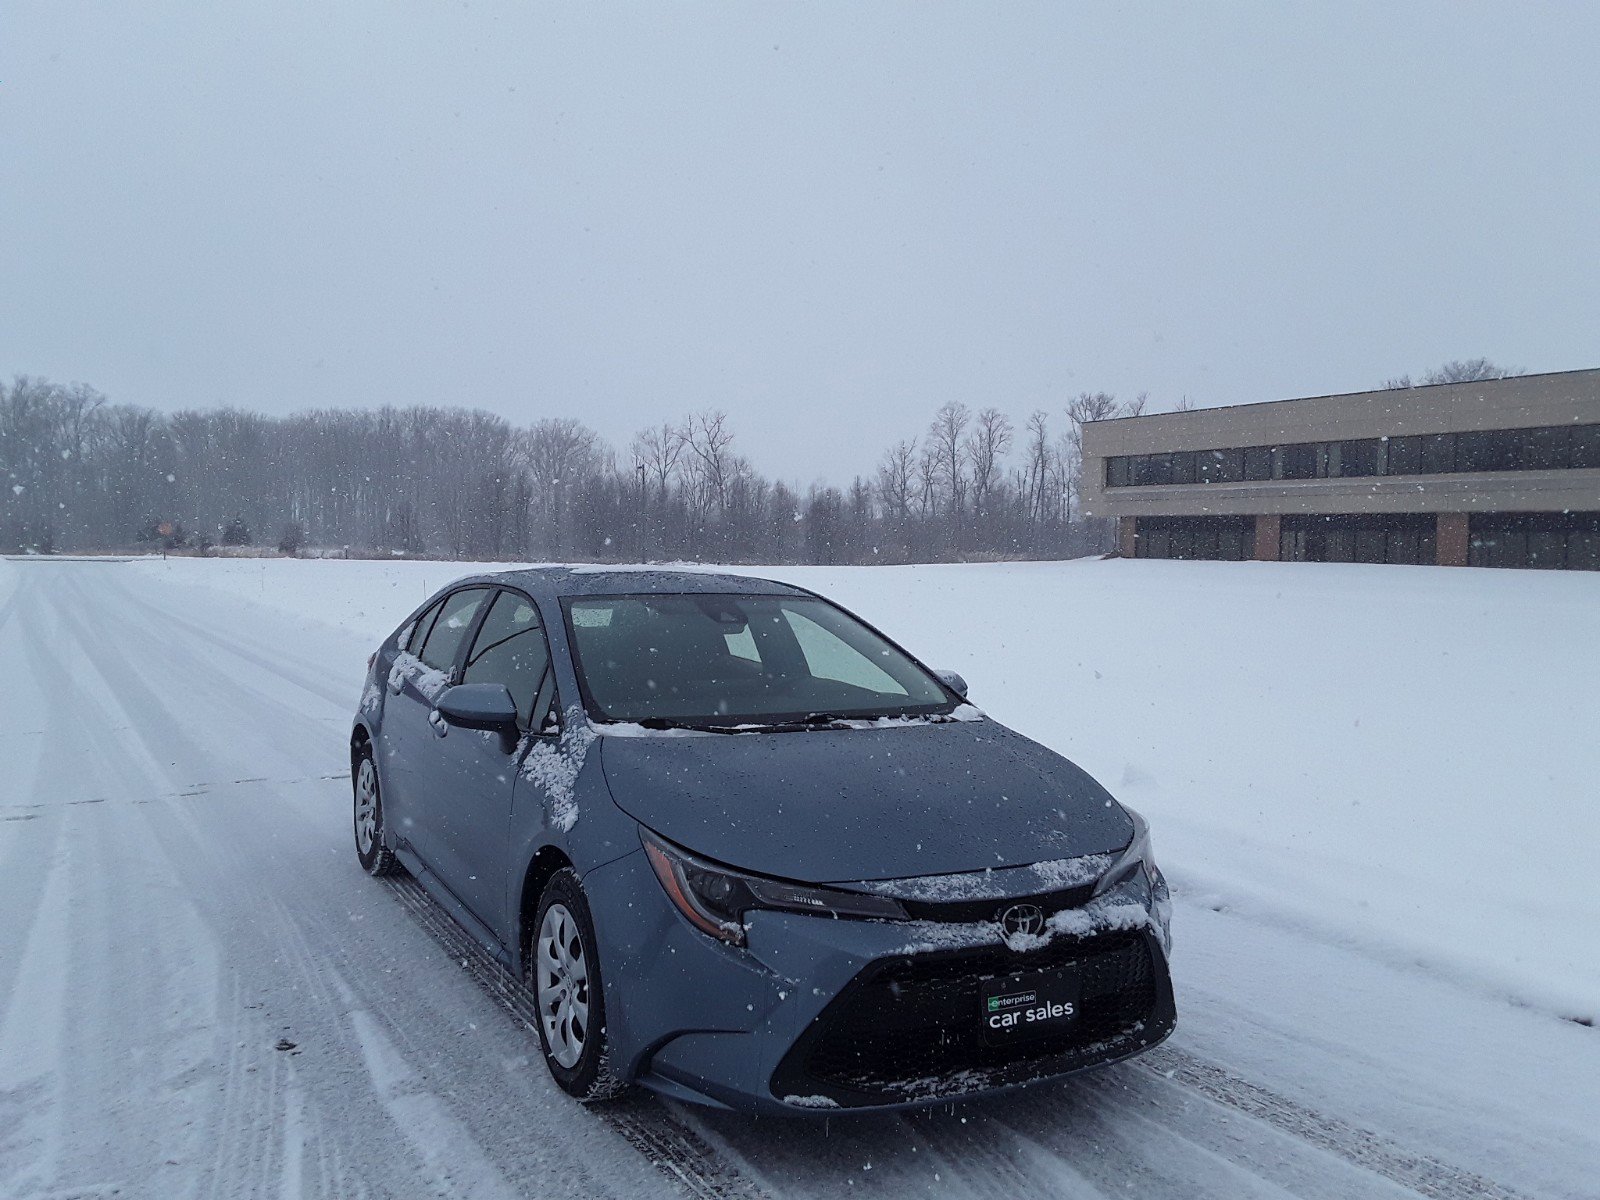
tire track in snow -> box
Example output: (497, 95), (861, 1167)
(104, 572), (359, 711)
(987, 1080), (1312, 1200)
(37, 579), (451, 1198)
(0, 807), (76, 1198)
(382, 874), (770, 1200)
(17, 575), (373, 1198)
(1131, 1047), (1536, 1200)
(9, 578), (277, 1198)
(52, 570), (675, 1199)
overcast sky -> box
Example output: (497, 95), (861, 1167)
(3, 2), (1597, 483)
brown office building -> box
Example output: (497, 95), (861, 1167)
(1079, 368), (1600, 570)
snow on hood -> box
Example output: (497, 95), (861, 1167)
(852, 851), (1114, 903)
(597, 717), (1134, 883)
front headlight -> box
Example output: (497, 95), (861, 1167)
(1092, 807), (1154, 898)
(1093, 806), (1172, 952)
(641, 830), (909, 946)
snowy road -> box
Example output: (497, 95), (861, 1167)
(1, 560), (1595, 1199)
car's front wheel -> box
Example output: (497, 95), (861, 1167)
(529, 869), (627, 1103)
(353, 747), (399, 876)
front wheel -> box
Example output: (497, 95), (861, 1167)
(353, 748), (399, 876)
(529, 869), (627, 1103)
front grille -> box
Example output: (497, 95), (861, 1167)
(772, 927), (1168, 1106)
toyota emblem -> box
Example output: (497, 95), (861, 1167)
(999, 903), (1046, 938)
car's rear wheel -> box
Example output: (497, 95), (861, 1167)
(529, 869), (627, 1102)
(353, 748), (399, 876)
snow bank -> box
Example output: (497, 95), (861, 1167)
(128, 554), (1600, 1019)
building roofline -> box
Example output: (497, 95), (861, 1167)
(1085, 367), (1600, 427)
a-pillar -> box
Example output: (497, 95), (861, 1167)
(1118, 516), (1137, 558)
(1253, 514), (1281, 561)
(1436, 512), (1469, 566)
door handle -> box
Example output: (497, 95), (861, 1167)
(428, 709), (449, 737)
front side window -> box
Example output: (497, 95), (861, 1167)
(417, 588), (490, 673)
(564, 593), (953, 726)
(462, 590), (554, 728)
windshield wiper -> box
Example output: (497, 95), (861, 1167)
(625, 717), (749, 734)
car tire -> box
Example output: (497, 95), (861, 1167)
(529, 869), (628, 1103)
(353, 746), (399, 877)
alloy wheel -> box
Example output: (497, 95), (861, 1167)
(354, 758), (378, 855)
(536, 903), (590, 1069)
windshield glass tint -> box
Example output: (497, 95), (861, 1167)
(565, 594), (952, 724)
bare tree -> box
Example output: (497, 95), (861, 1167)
(683, 409), (738, 524)
(1020, 411), (1053, 530)
(875, 438), (917, 522)
(927, 400), (970, 517)
(631, 421), (686, 501)
(966, 407), (1013, 524)
(1384, 358), (1519, 389)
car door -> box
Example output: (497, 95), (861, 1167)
(378, 585), (492, 871)
(421, 587), (557, 940)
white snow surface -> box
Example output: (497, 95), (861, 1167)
(4, 554), (1596, 1199)
(856, 853), (1114, 902)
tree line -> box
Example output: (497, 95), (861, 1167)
(0, 359), (1514, 563)
(0, 377), (1150, 563)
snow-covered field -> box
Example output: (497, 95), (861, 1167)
(2, 554), (1596, 1199)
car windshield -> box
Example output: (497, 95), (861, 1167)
(564, 593), (955, 726)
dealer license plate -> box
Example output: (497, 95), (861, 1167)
(979, 966), (1081, 1044)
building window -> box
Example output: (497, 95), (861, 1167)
(1337, 439), (1381, 478)
(1457, 429), (1517, 473)
(1571, 426), (1600, 469)
(1521, 426), (1569, 470)
(1209, 448), (1244, 483)
(1420, 433), (1456, 474)
(1279, 513), (1436, 566)
(1242, 446), (1273, 481)
(1102, 423), (1600, 488)
(1132, 453), (1172, 486)
(1386, 435), (1422, 475)
(1135, 516), (1254, 561)
(1468, 512), (1600, 570)
(1280, 443), (1317, 480)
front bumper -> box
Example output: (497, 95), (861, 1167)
(581, 850), (1176, 1114)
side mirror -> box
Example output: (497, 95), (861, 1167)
(435, 683), (520, 732)
(935, 669), (969, 699)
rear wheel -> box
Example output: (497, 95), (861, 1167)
(353, 749), (398, 876)
(529, 869), (627, 1102)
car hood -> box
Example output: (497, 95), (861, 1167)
(596, 718), (1134, 884)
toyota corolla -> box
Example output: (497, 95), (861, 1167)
(350, 567), (1174, 1112)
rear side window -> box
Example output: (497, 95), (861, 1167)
(417, 588), (489, 674)
(462, 590), (553, 728)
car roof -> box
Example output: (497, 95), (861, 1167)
(438, 565), (810, 601)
